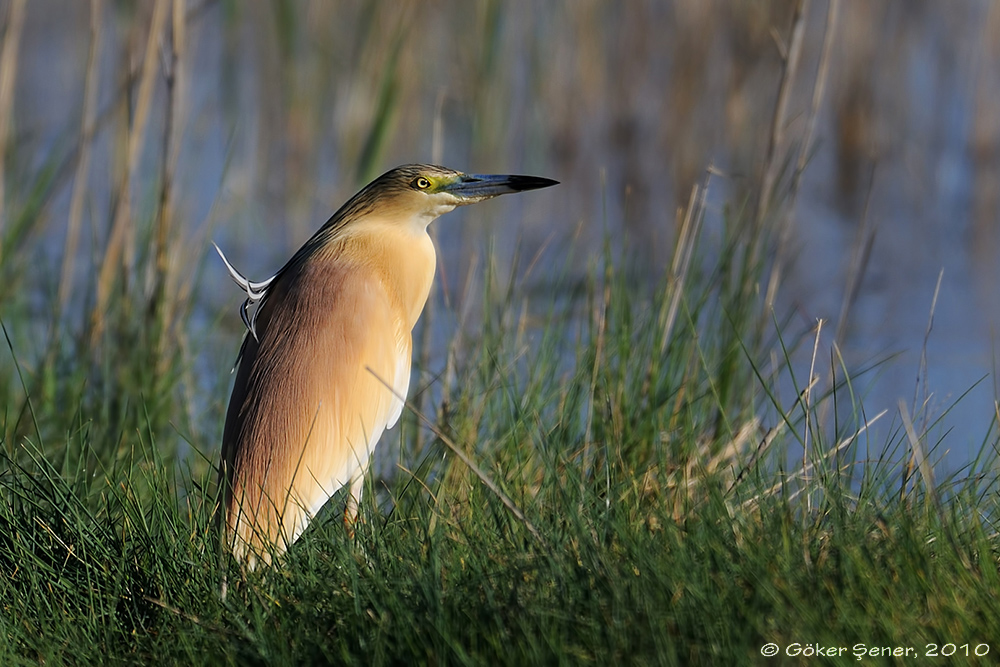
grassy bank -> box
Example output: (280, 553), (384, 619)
(1, 194), (998, 665)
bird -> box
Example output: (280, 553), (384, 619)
(215, 164), (557, 567)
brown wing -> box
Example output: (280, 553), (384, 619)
(220, 255), (409, 566)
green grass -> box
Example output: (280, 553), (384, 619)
(1, 197), (999, 666)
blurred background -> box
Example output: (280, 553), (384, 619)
(3, 0), (999, 475)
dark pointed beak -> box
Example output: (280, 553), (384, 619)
(442, 173), (559, 202)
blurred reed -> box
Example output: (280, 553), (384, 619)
(0, 0), (24, 260)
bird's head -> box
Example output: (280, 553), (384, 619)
(344, 164), (559, 228)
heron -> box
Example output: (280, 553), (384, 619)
(215, 164), (557, 567)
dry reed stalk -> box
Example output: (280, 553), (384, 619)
(793, 0), (839, 195)
(764, 0), (840, 310)
(151, 0), (187, 376)
(0, 0), (26, 261)
(92, 0), (169, 346)
(914, 268), (943, 431)
(754, 0), (808, 235)
(59, 0), (104, 312)
(897, 268), (943, 498)
(658, 169), (711, 357)
(802, 318), (823, 513)
(758, 0), (808, 313)
(898, 400), (938, 510)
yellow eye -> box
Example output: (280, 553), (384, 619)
(414, 176), (431, 190)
